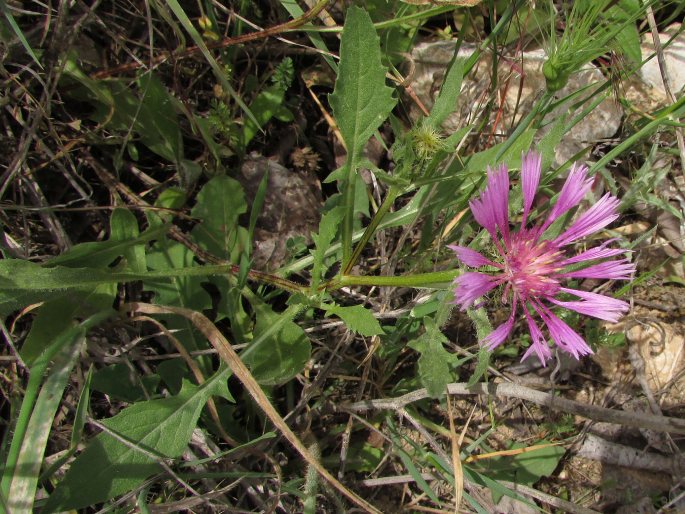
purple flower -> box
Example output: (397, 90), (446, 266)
(450, 151), (634, 365)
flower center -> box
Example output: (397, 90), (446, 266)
(503, 232), (562, 299)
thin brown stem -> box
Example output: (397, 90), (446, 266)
(92, 0), (334, 79)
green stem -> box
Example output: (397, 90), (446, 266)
(463, 0), (525, 76)
(138, 265), (306, 293)
(342, 185), (402, 275)
(332, 270), (458, 290)
(496, 90), (553, 161)
(341, 163), (355, 268)
(591, 92), (685, 173)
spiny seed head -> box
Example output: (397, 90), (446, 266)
(410, 123), (446, 161)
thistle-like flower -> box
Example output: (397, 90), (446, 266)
(450, 151), (634, 364)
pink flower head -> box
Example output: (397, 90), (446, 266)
(450, 151), (634, 365)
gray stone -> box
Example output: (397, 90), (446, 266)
(640, 23), (685, 100)
(409, 41), (622, 165)
(239, 153), (322, 270)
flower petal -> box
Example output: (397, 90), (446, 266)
(448, 245), (496, 268)
(469, 197), (496, 238)
(549, 287), (630, 323)
(521, 151), (542, 225)
(554, 194), (620, 246)
(560, 239), (627, 266)
(536, 305), (593, 359)
(543, 162), (594, 229)
(453, 272), (499, 310)
(470, 165), (510, 241)
(521, 308), (552, 365)
(560, 259), (635, 280)
(482, 309), (516, 351)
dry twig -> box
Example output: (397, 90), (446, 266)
(343, 382), (685, 435)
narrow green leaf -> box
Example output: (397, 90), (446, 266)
(466, 467), (532, 506)
(473, 441), (564, 504)
(246, 167), (270, 264)
(19, 285), (116, 366)
(110, 208), (146, 273)
(512, 442), (565, 479)
(6, 327), (85, 513)
(37, 365), (94, 488)
(324, 304), (384, 337)
(62, 55), (114, 107)
(163, 0), (260, 128)
(278, 0), (337, 72)
(47, 223), (167, 269)
(2, 312), (110, 505)
(395, 447), (440, 504)
(0, 260), (129, 296)
(146, 241), (212, 358)
(135, 73), (184, 162)
(0, 258), (241, 318)
(0, 259), (118, 318)
(537, 113), (568, 171)
(77, 74), (182, 163)
(44, 368), (232, 512)
(607, 0), (642, 65)
(426, 58), (463, 129)
(242, 83), (287, 147)
(0, 0), (42, 69)
(71, 366), (93, 450)
(329, 6), (396, 265)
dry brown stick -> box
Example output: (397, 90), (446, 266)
(123, 302), (382, 514)
(18, 167), (72, 251)
(344, 382), (685, 435)
(0, 0), (102, 198)
(645, 5), (685, 176)
(92, 0), (334, 79)
(445, 396), (463, 514)
(361, 474), (601, 514)
(577, 433), (685, 474)
(497, 481), (601, 514)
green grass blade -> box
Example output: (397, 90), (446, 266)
(0, 0), (42, 69)
(6, 327), (86, 513)
(278, 0), (337, 71)
(163, 0), (260, 129)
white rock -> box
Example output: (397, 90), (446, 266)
(409, 42), (622, 165)
(640, 23), (685, 99)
